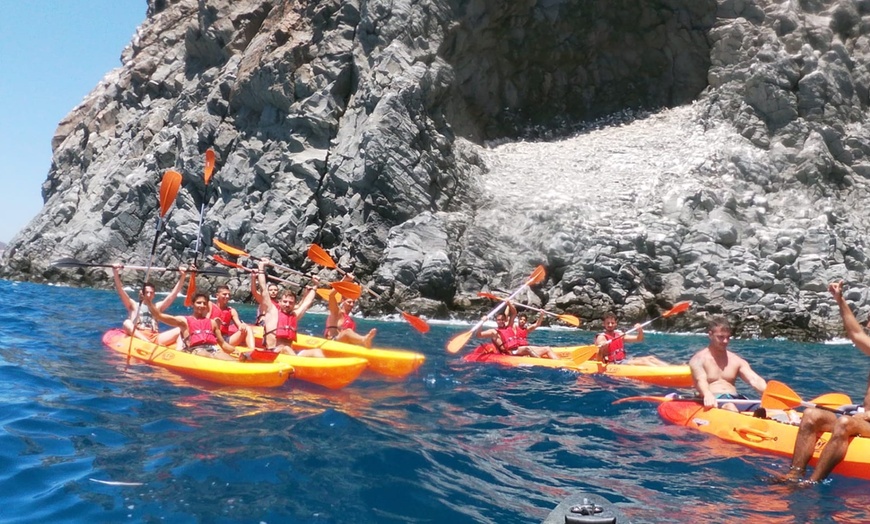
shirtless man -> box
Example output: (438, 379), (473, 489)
(325, 275), (377, 348)
(782, 281), (870, 484)
(209, 284), (255, 348)
(252, 259), (324, 357)
(595, 312), (668, 366)
(142, 291), (238, 360)
(252, 277), (280, 327)
(112, 264), (186, 346)
(688, 316), (767, 412)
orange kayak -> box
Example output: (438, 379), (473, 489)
(102, 329), (293, 388)
(464, 344), (692, 387)
(658, 400), (870, 480)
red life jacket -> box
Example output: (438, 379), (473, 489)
(600, 331), (626, 362)
(496, 326), (521, 352)
(275, 310), (298, 341)
(324, 314), (356, 337)
(210, 303), (238, 336)
(186, 316), (217, 347)
(514, 325), (529, 346)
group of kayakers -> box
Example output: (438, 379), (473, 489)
(111, 260), (376, 361)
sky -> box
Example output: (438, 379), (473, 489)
(0, 2), (146, 243)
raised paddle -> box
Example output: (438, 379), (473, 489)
(127, 169), (182, 364)
(307, 243), (430, 333)
(51, 257), (229, 277)
(446, 265), (547, 354)
(477, 291), (581, 327)
(214, 239), (309, 279)
(211, 255), (359, 300)
(185, 148), (217, 307)
(761, 381), (853, 412)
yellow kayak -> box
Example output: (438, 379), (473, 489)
(272, 352), (368, 390)
(102, 329), (293, 388)
(466, 344), (692, 387)
(251, 326), (425, 378)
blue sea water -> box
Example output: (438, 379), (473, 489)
(1, 278), (869, 523)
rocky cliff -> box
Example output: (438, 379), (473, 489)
(4, 0), (870, 340)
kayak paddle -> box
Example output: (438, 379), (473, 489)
(447, 265), (546, 354)
(612, 395), (761, 408)
(127, 169), (182, 364)
(52, 257), (229, 277)
(761, 381), (853, 412)
(307, 243), (429, 333)
(477, 291), (581, 327)
(185, 148), (217, 307)
(212, 254), (347, 299)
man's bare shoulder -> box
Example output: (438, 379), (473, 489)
(689, 347), (712, 362)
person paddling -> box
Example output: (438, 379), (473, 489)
(142, 291), (238, 360)
(112, 263), (186, 346)
(325, 274), (377, 348)
(595, 312), (668, 366)
(474, 302), (556, 358)
(781, 281), (870, 485)
(688, 316), (767, 412)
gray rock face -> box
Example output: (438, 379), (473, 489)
(4, 0), (870, 341)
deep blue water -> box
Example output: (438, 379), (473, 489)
(1, 278), (869, 523)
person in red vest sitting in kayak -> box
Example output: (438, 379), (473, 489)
(209, 284), (255, 349)
(688, 316), (767, 412)
(325, 275), (377, 348)
(112, 263), (187, 346)
(142, 291), (238, 360)
(512, 310), (559, 358)
(781, 281), (870, 485)
(475, 303), (557, 358)
(595, 312), (669, 366)
(253, 259), (324, 357)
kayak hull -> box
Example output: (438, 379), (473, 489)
(273, 353), (368, 390)
(658, 400), (870, 480)
(251, 326), (425, 378)
(102, 329), (293, 388)
(465, 345), (693, 387)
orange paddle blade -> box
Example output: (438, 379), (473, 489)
(557, 314), (581, 327)
(316, 288), (341, 302)
(811, 392), (852, 408)
(569, 345), (598, 364)
(307, 244), (337, 269)
(212, 254), (244, 270)
(158, 170), (182, 217)
(477, 291), (501, 301)
(612, 395), (673, 405)
(761, 380), (801, 409)
(662, 301), (692, 318)
(447, 330), (474, 354)
(528, 265), (546, 285)
(401, 311), (430, 333)
(214, 239), (249, 258)
(184, 273), (196, 307)
(204, 148), (216, 184)
(330, 281), (361, 300)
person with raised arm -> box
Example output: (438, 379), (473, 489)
(595, 312), (669, 366)
(112, 263), (186, 346)
(324, 274), (377, 348)
(253, 259), (324, 357)
(143, 291), (238, 360)
(782, 281), (870, 484)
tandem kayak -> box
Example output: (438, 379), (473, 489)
(464, 344), (693, 387)
(102, 329), (293, 388)
(272, 352), (368, 390)
(543, 491), (632, 523)
(251, 326), (425, 378)
(658, 400), (870, 481)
